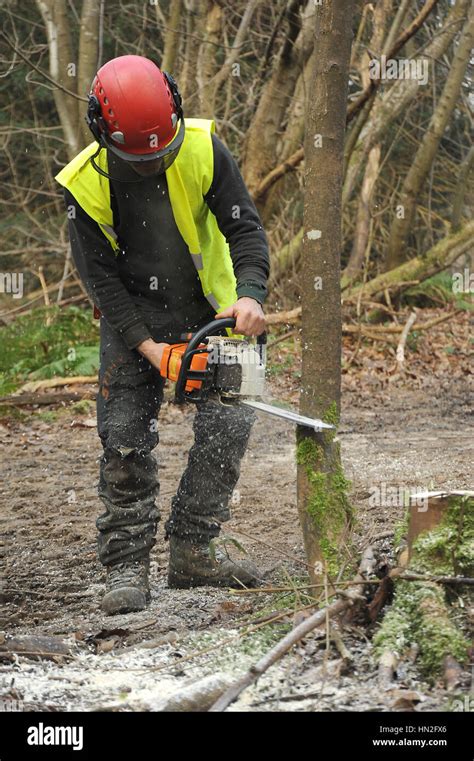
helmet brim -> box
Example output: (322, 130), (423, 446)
(102, 118), (185, 163)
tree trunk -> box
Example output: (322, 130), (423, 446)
(260, 49), (314, 222)
(241, 0), (311, 198)
(451, 145), (474, 231)
(386, 3), (474, 269)
(297, 0), (355, 585)
(77, 0), (100, 146)
(36, 0), (80, 159)
(179, 0), (206, 113)
(161, 0), (183, 73)
(196, 1), (224, 118)
(343, 0), (391, 281)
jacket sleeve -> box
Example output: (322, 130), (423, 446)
(64, 188), (152, 350)
(204, 134), (270, 305)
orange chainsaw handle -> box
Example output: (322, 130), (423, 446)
(159, 342), (209, 392)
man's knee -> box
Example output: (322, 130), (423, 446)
(99, 447), (159, 505)
(195, 399), (256, 444)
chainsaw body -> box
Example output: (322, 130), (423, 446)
(160, 318), (335, 432)
(161, 318), (266, 405)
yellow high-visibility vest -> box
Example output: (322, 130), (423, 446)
(55, 118), (238, 315)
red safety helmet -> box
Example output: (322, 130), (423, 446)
(86, 55), (184, 169)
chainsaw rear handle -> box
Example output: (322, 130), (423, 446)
(174, 318), (267, 404)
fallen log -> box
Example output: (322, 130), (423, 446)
(373, 492), (472, 677)
(18, 376), (98, 394)
(0, 633), (71, 662)
(343, 221), (474, 303)
(0, 390), (96, 407)
(264, 308), (462, 337)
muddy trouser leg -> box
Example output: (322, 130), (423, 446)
(165, 399), (256, 543)
(96, 319), (165, 567)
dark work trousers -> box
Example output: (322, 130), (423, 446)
(96, 318), (256, 566)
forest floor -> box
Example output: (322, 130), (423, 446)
(1, 307), (472, 712)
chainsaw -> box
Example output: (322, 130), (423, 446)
(159, 318), (334, 432)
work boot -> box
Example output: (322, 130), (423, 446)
(101, 558), (151, 615)
(168, 535), (261, 589)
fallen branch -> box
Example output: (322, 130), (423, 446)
(265, 308), (462, 338)
(330, 626), (354, 666)
(0, 390), (96, 407)
(17, 376), (98, 394)
(267, 330), (297, 349)
(390, 570), (474, 586)
(342, 310), (463, 335)
(368, 576), (394, 623)
(209, 592), (360, 712)
(395, 311), (417, 371)
(265, 307), (302, 326)
(253, 147), (304, 202)
(0, 634), (71, 662)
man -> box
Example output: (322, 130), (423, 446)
(56, 55), (269, 615)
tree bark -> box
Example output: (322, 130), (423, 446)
(77, 0), (100, 146)
(179, 0), (206, 112)
(451, 145), (474, 231)
(242, 0), (312, 198)
(36, 0), (80, 159)
(161, 0), (183, 73)
(297, 0), (355, 585)
(196, 1), (224, 117)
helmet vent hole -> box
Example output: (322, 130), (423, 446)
(109, 109), (114, 116)
(103, 97), (108, 105)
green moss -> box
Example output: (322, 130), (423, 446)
(296, 438), (322, 469)
(410, 496), (474, 577)
(374, 496), (473, 677)
(373, 581), (469, 676)
(70, 399), (96, 416)
(296, 423), (353, 577)
(36, 410), (58, 424)
(324, 402), (339, 439)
